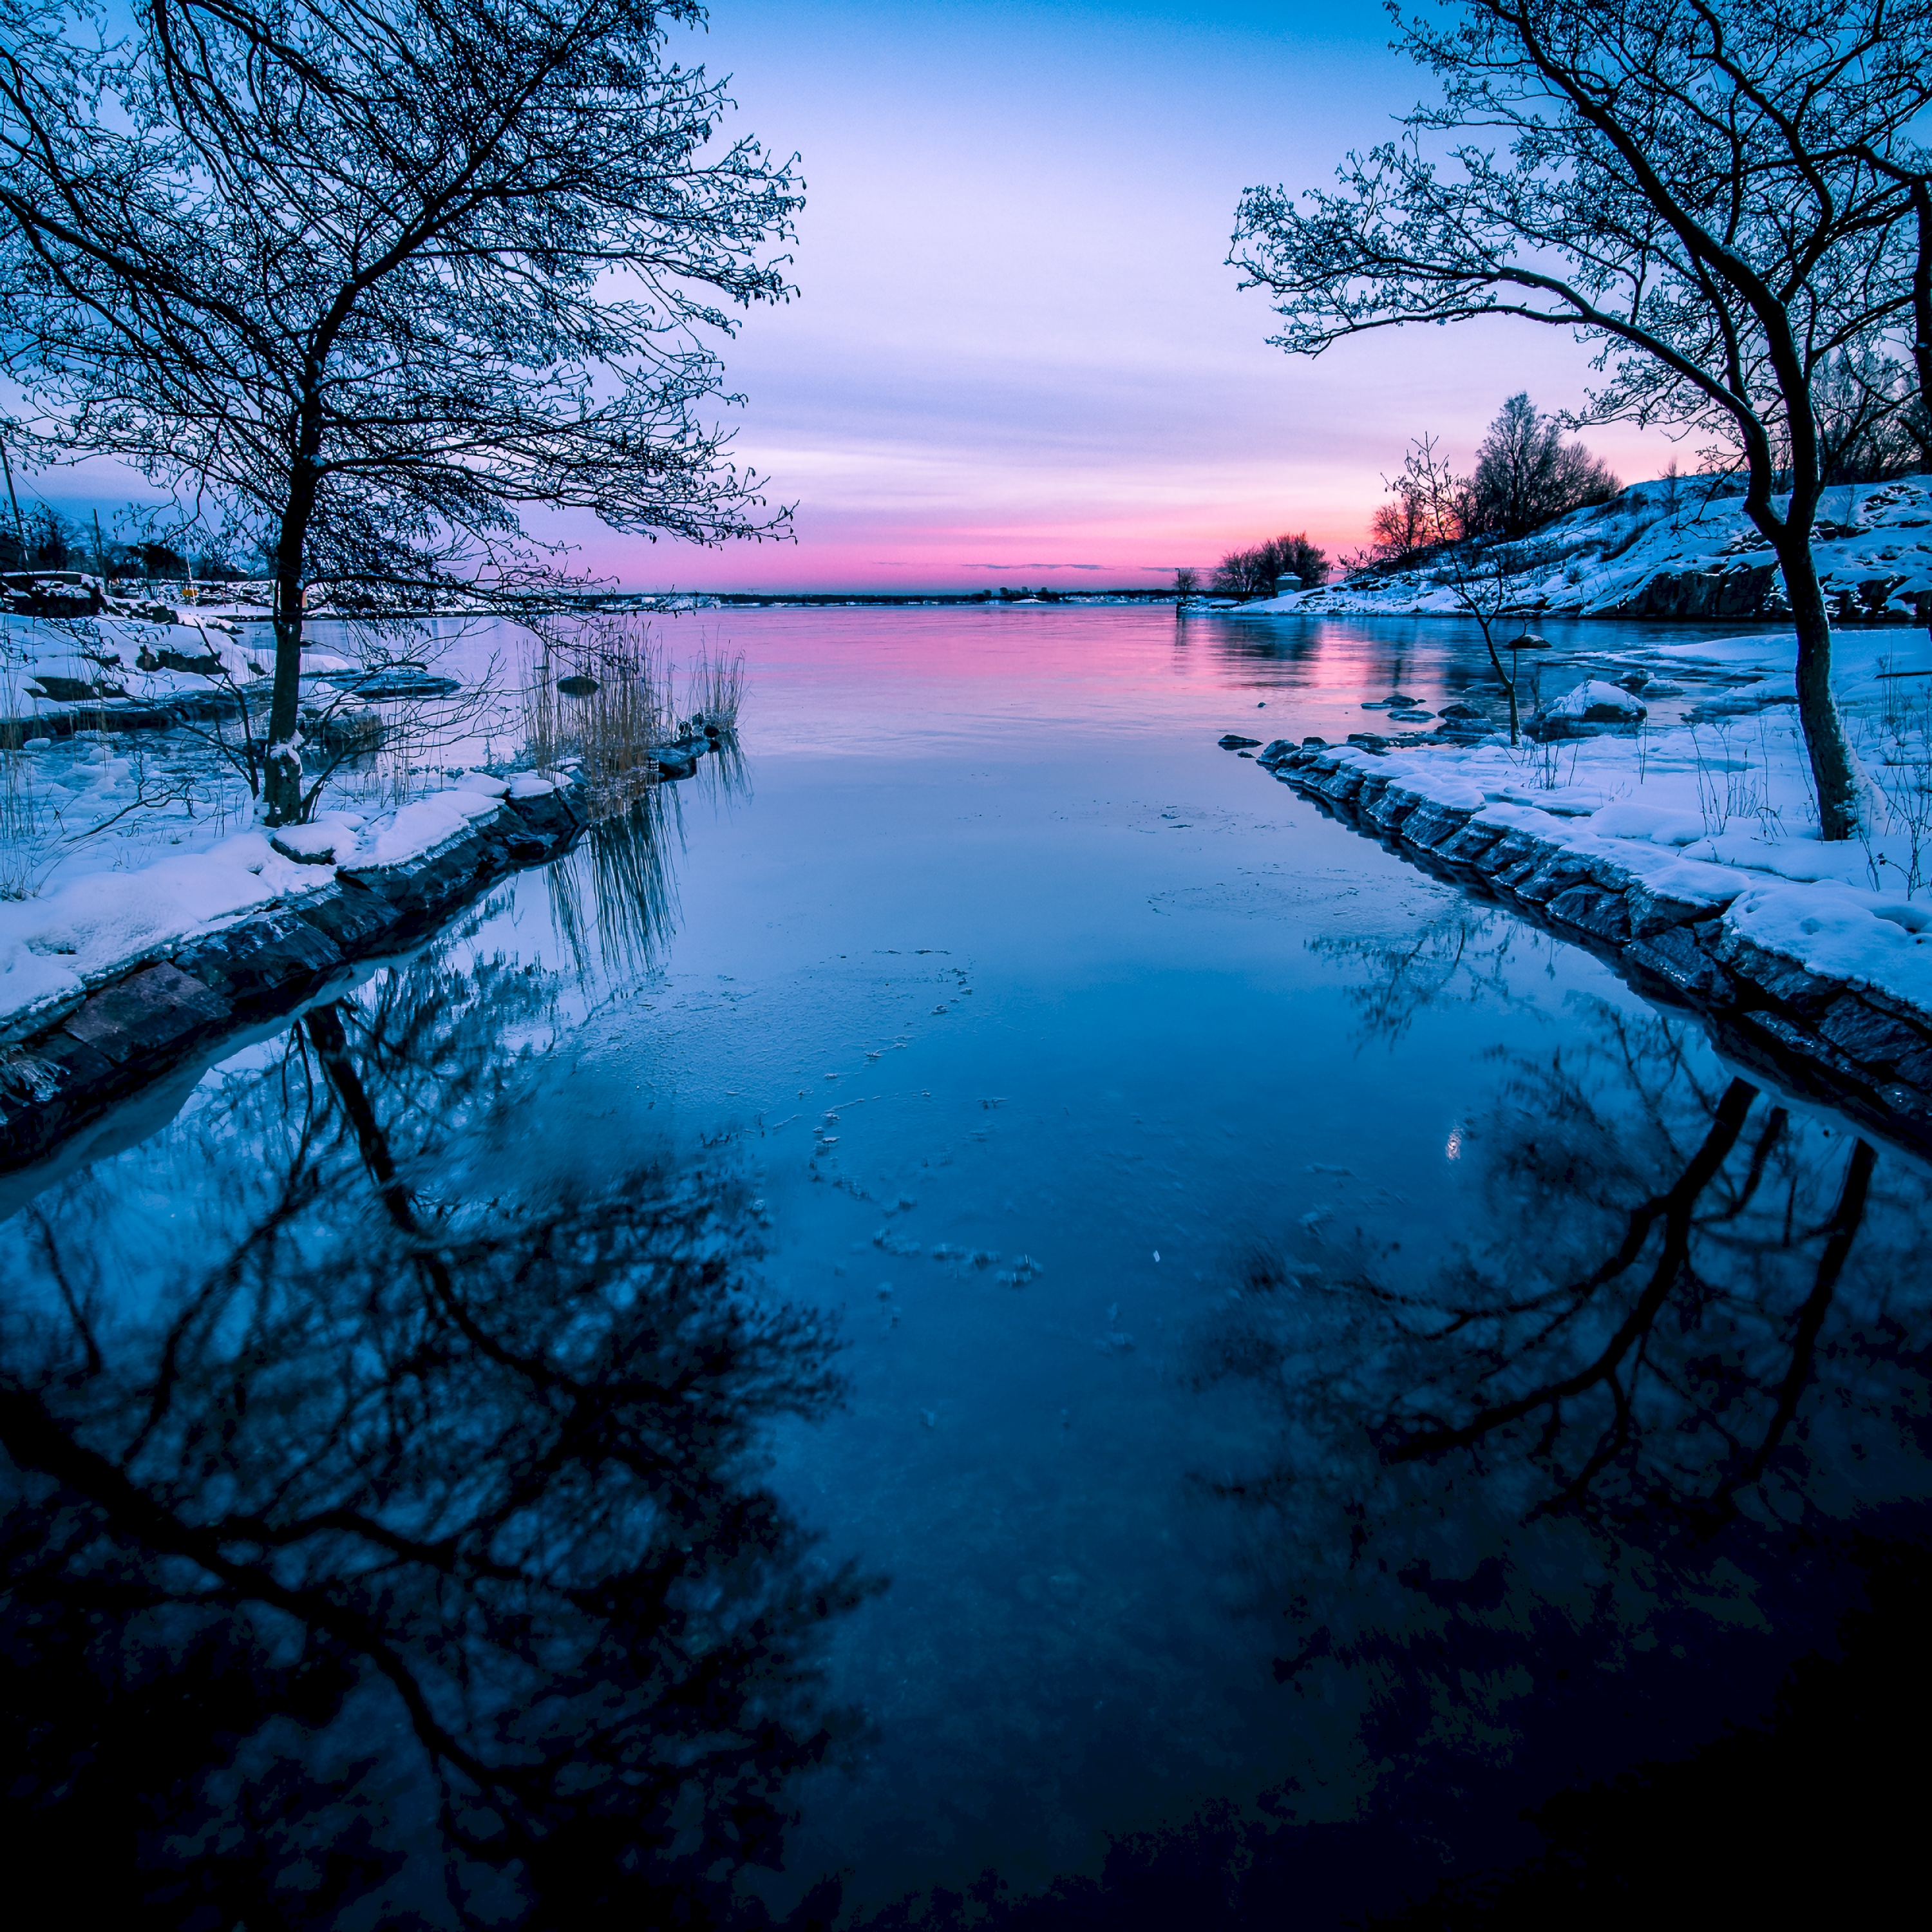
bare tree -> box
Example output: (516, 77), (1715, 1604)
(1211, 530), (1329, 598)
(1471, 391), (1620, 536)
(0, 0), (800, 822)
(1389, 433), (1543, 742)
(1229, 0), (1932, 840)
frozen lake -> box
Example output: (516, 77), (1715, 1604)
(9, 604), (1931, 1926)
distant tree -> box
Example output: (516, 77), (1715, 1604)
(1175, 565), (1201, 600)
(1211, 530), (1329, 598)
(1229, 0), (1932, 841)
(1470, 393), (1620, 537)
(20, 501), (71, 568)
(1356, 482), (1438, 570)
(0, 0), (800, 824)
(131, 536), (187, 580)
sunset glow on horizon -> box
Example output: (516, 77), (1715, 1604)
(26, 0), (1676, 592)
(583, 0), (1675, 594)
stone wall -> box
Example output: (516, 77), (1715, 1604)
(1259, 741), (1932, 1157)
(0, 781), (589, 1172)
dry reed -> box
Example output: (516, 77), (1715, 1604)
(522, 611), (671, 813)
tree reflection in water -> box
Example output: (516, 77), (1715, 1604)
(1198, 911), (1932, 1750)
(0, 953), (867, 1928)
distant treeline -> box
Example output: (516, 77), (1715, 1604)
(0, 502), (258, 581)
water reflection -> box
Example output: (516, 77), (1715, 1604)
(544, 784), (686, 982)
(1195, 913), (1932, 1752)
(0, 952), (867, 1926)
(541, 732), (749, 984)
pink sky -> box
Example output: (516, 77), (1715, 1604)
(585, 0), (1675, 593)
(30, 2), (1676, 592)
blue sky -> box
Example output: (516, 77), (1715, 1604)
(26, 1), (1671, 589)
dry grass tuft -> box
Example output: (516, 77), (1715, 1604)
(681, 645), (746, 735)
(522, 611), (671, 813)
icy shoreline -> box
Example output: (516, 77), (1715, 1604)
(0, 771), (589, 1171)
(1251, 726), (1932, 1151)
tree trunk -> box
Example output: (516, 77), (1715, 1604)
(1773, 529), (1860, 842)
(263, 468), (318, 826)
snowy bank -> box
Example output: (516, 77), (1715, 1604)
(1252, 714), (1932, 1148)
(1240, 473), (1932, 625)
(0, 771), (582, 1172)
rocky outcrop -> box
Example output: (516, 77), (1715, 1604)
(0, 779), (593, 1171)
(1258, 741), (1932, 1155)
(1609, 562), (1783, 619)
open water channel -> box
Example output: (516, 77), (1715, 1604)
(6, 606), (1930, 1926)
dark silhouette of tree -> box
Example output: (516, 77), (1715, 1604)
(19, 499), (72, 567)
(1470, 393), (1619, 537)
(1211, 531), (1329, 598)
(1362, 482), (1434, 567)
(0, 0), (799, 821)
(1230, 0), (1932, 839)
(1187, 918), (1932, 1772)
(0, 951), (869, 1926)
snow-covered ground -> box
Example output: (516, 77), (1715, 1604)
(1262, 620), (1932, 1024)
(1242, 473), (1932, 622)
(1, 602), (550, 1039)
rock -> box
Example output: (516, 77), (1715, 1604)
(1617, 562), (1780, 619)
(1346, 732), (1388, 752)
(1218, 734), (1263, 749)
(1388, 709), (1435, 721)
(1509, 632), (1551, 649)
(1534, 679), (1649, 735)
(175, 909), (345, 1012)
(504, 784), (580, 848)
(30, 674), (121, 703)
(1439, 703), (1488, 719)
(317, 666), (460, 699)
(556, 674), (600, 696)
(61, 963), (231, 1068)
(270, 825), (344, 865)
(153, 647), (225, 676)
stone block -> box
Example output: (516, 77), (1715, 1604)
(1624, 926), (1729, 1000)
(1819, 996), (1932, 1074)
(1433, 821), (1508, 865)
(0, 1030), (121, 1166)
(1719, 933), (1839, 1019)
(298, 880), (403, 953)
(60, 963), (231, 1068)
(1547, 882), (1633, 943)
(175, 907), (343, 1009)
(1401, 802), (1476, 851)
